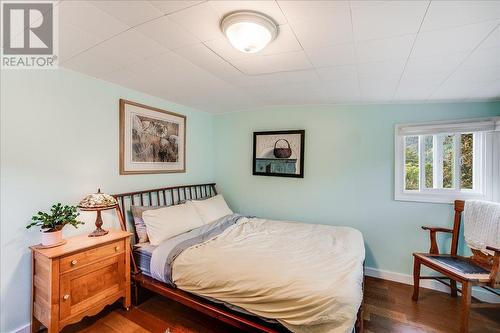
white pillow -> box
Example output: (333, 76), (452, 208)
(191, 194), (233, 224)
(142, 201), (204, 246)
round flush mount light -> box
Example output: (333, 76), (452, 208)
(221, 11), (278, 53)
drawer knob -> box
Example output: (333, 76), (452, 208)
(115, 246), (120, 251)
(71, 259), (77, 266)
(63, 294), (70, 300)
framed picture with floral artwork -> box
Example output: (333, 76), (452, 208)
(119, 99), (186, 175)
(253, 130), (305, 178)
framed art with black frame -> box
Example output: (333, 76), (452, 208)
(253, 130), (305, 178)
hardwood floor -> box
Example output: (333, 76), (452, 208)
(59, 277), (499, 333)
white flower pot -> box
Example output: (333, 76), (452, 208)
(41, 230), (63, 246)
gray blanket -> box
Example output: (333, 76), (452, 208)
(150, 214), (245, 286)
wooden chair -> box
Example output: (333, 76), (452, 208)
(412, 200), (500, 333)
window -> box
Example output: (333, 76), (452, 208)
(395, 117), (500, 203)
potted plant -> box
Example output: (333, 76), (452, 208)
(26, 203), (84, 246)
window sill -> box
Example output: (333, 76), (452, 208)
(395, 191), (489, 204)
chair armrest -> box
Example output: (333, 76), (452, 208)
(486, 246), (500, 253)
(487, 246), (500, 288)
(421, 226), (453, 254)
(421, 226), (453, 233)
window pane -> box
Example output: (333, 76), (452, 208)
(461, 133), (473, 189)
(405, 136), (419, 190)
(442, 134), (455, 189)
(424, 136), (433, 188)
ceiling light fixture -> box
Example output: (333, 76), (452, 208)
(221, 11), (278, 54)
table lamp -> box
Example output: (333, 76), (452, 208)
(78, 189), (118, 237)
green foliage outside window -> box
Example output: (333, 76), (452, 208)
(404, 134), (474, 191)
(405, 136), (419, 190)
(461, 134), (473, 189)
(442, 135), (454, 188)
(424, 136), (433, 188)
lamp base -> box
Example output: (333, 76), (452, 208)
(88, 210), (109, 237)
(88, 227), (109, 237)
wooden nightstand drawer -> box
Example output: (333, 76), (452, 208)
(60, 239), (125, 273)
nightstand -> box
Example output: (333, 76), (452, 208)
(30, 229), (131, 332)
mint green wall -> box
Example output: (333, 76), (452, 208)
(2, 67), (499, 332)
(0, 69), (215, 333)
(214, 103), (500, 276)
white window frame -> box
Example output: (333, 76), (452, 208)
(395, 117), (500, 204)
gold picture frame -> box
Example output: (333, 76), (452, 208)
(119, 99), (186, 175)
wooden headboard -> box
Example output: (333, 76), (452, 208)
(113, 183), (217, 243)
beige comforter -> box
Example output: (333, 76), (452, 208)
(172, 217), (365, 333)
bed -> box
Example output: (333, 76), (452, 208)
(113, 183), (365, 333)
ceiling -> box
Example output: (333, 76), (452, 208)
(54, 1), (500, 113)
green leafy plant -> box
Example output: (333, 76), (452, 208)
(26, 203), (84, 232)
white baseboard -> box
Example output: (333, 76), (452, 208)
(13, 323), (30, 333)
(365, 266), (500, 303)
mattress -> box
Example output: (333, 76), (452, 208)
(133, 242), (156, 277)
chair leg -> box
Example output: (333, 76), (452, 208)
(412, 257), (421, 301)
(460, 282), (471, 333)
(450, 279), (458, 297)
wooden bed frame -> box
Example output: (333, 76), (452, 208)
(113, 183), (364, 333)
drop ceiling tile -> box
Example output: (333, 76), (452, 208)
(148, 1), (204, 15)
(56, 0), (500, 111)
(421, 1), (500, 32)
(429, 65), (500, 100)
(306, 43), (356, 67)
(404, 52), (468, 78)
(105, 51), (255, 113)
(89, 1), (163, 27)
(428, 85), (469, 101)
(134, 16), (199, 50)
(350, 1), (429, 41)
(395, 73), (445, 101)
(168, 1), (222, 41)
(411, 20), (499, 58)
(174, 43), (242, 78)
(251, 82), (331, 105)
(97, 30), (166, 63)
(394, 88), (434, 101)
(316, 65), (357, 83)
(100, 66), (169, 99)
(447, 64), (500, 86)
(209, 1), (287, 25)
(479, 25), (500, 49)
(359, 75), (400, 101)
(356, 60), (406, 80)
(204, 24), (302, 60)
(461, 47), (500, 70)
(356, 35), (414, 63)
(467, 80), (500, 100)
(224, 70), (319, 88)
(62, 30), (167, 74)
(114, 50), (198, 85)
(322, 80), (361, 102)
(281, 3), (352, 49)
(59, 23), (102, 62)
(230, 50), (312, 75)
(62, 51), (124, 78)
(59, 1), (128, 40)
(277, 1), (350, 24)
